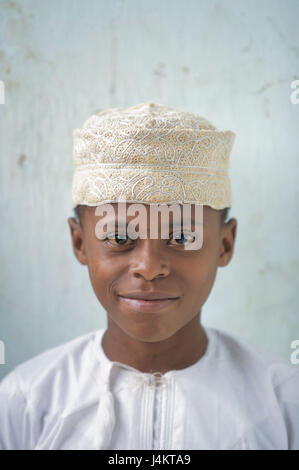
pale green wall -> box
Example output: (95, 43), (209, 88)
(0, 0), (299, 380)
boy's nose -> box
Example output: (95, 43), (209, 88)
(128, 239), (170, 280)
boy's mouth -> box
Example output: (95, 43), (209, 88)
(117, 291), (180, 313)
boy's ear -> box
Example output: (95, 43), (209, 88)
(218, 218), (237, 267)
(67, 217), (88, 265)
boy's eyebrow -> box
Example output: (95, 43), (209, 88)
(105, 216), (198, 227)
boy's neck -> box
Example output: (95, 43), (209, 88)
(101, 314), (208, 374)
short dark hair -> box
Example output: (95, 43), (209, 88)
(73, 204), (85, 224)
(220, 207), (230, 226)
(74, 205), (230, 227)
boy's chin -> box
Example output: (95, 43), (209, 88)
(116, 320), (182, 344)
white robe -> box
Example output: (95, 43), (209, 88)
(0, 326), (298, 450)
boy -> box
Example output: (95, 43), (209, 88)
(0, 102), (298, 450)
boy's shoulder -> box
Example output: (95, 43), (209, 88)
(206, 326), (298, 391)
(0, 328), (105, 399)
(204, 327), (299, 449)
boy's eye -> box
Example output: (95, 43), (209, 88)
(105, 234), (131, 246)
(103, 232), (195, 247)
(169, 232), (195, 246)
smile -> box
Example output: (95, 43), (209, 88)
(118, 296), (179, 313)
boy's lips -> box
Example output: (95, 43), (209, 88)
(118, 291), (180, 300)
(117, 291), (180, 313)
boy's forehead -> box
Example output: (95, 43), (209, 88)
(109, 203), (200, 218)
(83, 203), (221, 249)
(85, 203), (215, 226)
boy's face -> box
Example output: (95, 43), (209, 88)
(68, 204), (237, 343)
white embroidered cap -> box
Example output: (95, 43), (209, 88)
(71, 102), (236, 210)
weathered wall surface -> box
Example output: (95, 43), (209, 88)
(0, 0), (298, 379)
